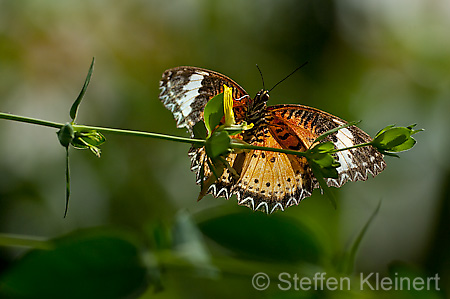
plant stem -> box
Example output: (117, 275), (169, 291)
(0, 111), (370, 155)
(73, 124), (205, 146)
(0, 112), (63, 129)
(0, 112), (205, 146)
(0, 233), (53, 250)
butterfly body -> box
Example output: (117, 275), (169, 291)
(159, 66), (386, 213)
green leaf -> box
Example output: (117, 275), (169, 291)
(306, 142), (341, 180)
(374, 124), (395, 137)
(407, 123), (424, 135)
(310, 141), (336, 154)
(317, 164), (339, 179)
(197, 211), (324, 264)
(205, 130), (231, 160)
(203, 92), (224, 137)
(192, 121), (208, 141)
(310, 152), (334, 168)
(70, 57), (95, 123)
(0, 229), (148, 299)
(389, 136), (416, 152)
(374, 127), (409, 147)
(340, 200), (381, 274)
(57, 123), (75, 148)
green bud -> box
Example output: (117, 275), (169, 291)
(372, 124), (422, 154)
(57, 123), (75, 148)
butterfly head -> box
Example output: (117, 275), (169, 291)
(255, 89), (270, 104)
(250, 89), (270, 111)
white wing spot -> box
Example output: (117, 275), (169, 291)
(334, 128), (357, 172)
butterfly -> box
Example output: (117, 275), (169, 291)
(159, 66), (386, 213)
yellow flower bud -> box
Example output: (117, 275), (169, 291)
(223, 85), (236, 127)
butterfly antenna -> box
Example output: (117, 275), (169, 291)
(256, 64), (266, 90)
(269, 61), (308, 93)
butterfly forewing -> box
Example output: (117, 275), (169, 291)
(159, 66), (248, 134)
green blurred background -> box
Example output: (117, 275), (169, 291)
(0, 0), (449, 298)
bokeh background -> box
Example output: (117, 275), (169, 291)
(0, 0), (449, 298)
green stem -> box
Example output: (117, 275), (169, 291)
(0, 112), (63, 129)
(0, 233), (53, 250)
(64, 147), (70, 218)
(0, 111), (371, 156)
(231, 139), (374, 157)
(73, 124), (205, 146)
(0, 112), (205, 146)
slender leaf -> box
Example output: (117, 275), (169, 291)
(70, 57), (95, 122)
(341, 200), (381, 274)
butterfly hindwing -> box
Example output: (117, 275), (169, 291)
(189, 124), (315, 213)
(159, 66), (248, 134)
